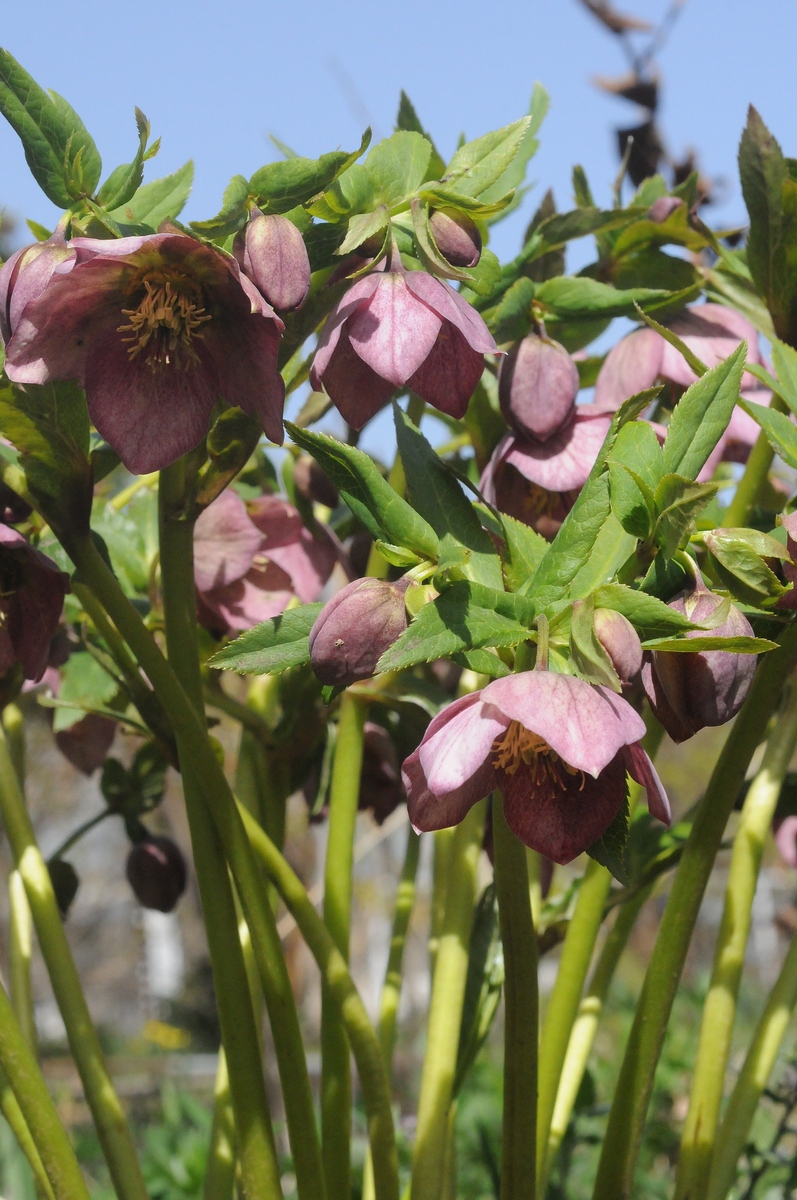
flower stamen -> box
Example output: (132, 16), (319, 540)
(119, 277), (211, 369)
(492, 719), (584, 791)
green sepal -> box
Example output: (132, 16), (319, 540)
(703, 528), (790, 609)
(208, 604), (324, 675)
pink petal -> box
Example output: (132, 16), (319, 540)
(594, 328), (663, 412)
(623, 743), (671, 824)
(407, 322), (486, 417)
(210, 313), (285, 445)
(775, 816), (797, 869)
(264, 530), (336, 603)
(403, 748), (496, 832)
(419, 692), (508, 794)
(55, 713), (116, 776)
(403, 272), (498, 354)
(315, 328), (397, 427)
(499, 407), (612, 492)
(201, 561), (295, 632)
(347, 273), (441, 386)
(482, 672), (646, 777)
(310, 275), (382, 386)
(193, 490), (263, 593)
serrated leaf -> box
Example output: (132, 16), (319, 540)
(191, 174), (250, 238)
(0, 50), (101, 206)
(110, 161), (194, 228)
(452, 649), (511, 678)
(307, 163), (378, 221)
(250, 129), (371, 214)
(771, 338), (797, 417)
(634, 304), (708, 379)
(567, 513), (636, 598)
(704, 529), (789, 608)
(286, 423), (439, 559)
(739, 107), (788, 333)
(533, 276), (675, 320)
(336, 205), (389, 255)
(479, 83), (548, 207)
(396, 91), (446, 178)
(208, 604), (323, 675)
(394, 405), (503, 588)
(653, 475), (718, 557)
(53, 651), (119, 732)
(738, 398), (797, 470)
(609, 461), (655, 539)
(445, 116), (532, 199)
(642, 635), (777, 653)
(593, 584), (695, 639)
(498, 512), (549, 592)
(97, 107), (152, 211)
(365, 131), (432, 206)
(661, 343), (746, 481)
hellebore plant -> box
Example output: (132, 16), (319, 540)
(1, 47), (797, 1200)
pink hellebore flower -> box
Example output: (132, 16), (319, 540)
(310, 263), (498, 428)
(403, 671), (669, 864)
(480, 405), (612, 537)
(193, 488), (335, 633)
(0, 231), (75, 346)
(3, 233), (286, 474)
(0, 526), (69, 682)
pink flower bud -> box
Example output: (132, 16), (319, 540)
(594, 608), (643, 684)
(293, 455), (339, 509)
(428, 208), (482, 268)
(647, 196), (684, 223)
(126, 837), (187, 913)
(641, 578), (756, 743)
(234, 212), (310, 312)
(498, 334), (579, 442)
(309, 577), (409, 686)
(48, 859), (79, 918)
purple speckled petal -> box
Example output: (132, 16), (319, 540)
(419, 691), (508, 795)
(482, 671), (646, 777)
(193, 490), (263, 593)
(347, 273), (441, 386)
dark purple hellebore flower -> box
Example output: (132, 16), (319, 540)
(233, 211), (311, 312)
(498, 334), (579, 442)
(126, 836), (187, 913)
(309, 576), (409, 686)
(194, 488), (336, 634)
(0, 525), (69, 682)
(480, 405), (612, 537)
(403, 671), (670, 864)
(55, 714), (117, 776)
(3, 233), (287, 474)
(310, 263), (498, 428)
(641, 576), (756, 743)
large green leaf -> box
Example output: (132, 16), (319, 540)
(534, 277), (679, 320)
(479, 82), (549, 206)
(593, 584), (697, 640)
(365, 132), (432, 206)
(190, 174), (250, 239)
(738, 397), (797, 470)
(739, 106), (789, 336)
(396, 91), (445, 178)
(110, 161), (193, 228)
(208, 604), (323, 675)
(445, 116), (532, 199)
(661, 343), (746, 480)
(249, 129), (371, 214)
(97, 108), (155, 212)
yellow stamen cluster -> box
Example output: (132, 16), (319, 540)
(119, 277), (211, 368)
(492, 720), (584, 791)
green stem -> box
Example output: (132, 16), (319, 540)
(707, 931), (797, 1200)
(0, 974), (88, 1200)
(158, 460), (317, 1200)
(366, 394), (425, 579)
(675, 679), (797, 1200)
(0, 1067), (55, 1200)
(591, 621), (797, 1200)
(546, 884), (653, 1180)
(9, 870), (37, 1054)
(0, 722), (144, 1199)
(204, 1048), (236, 1200)
(723, 393), (789, 527)
(321, 690), (367, 1200)
(363, 828), (421, 1200)
(411, 800), (486, 1200)
(49, 810), (112, 861)
(239, 805), (399, 1200)
(429, 829), (454, 978)
(493, 795), (537, 1200)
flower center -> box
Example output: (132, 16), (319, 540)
(492, 720), (584, 791)
(118, 274), (211, 369)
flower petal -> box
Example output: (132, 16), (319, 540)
(403, 272), (497, 354)
(211, 312), (285, 445)
(594, 327), (663, 412)
(317, 328), (397, 427)
(419, 692), (508, 794)
(408, 321), (486, 418)
(347, 273), (441, 386)
(623, 743), (671, 824)
(200, 561), (295, 632)
(193, 489), (263, 593)
(403, 748), (496, 832)
(499, 408), (612, 493)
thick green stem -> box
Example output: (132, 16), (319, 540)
(363, 827), (421, 1200)
(493, 795), (537, 1200)
(411, 800), (486, 1200)
(707, 931), (797, 1200)
(429, 829), (454, 977)
(546, 884), (653, 1179)
(675, 679), (797, 1200)
(9, 870), (36, 1054)
(723, 393), (788, 527)
(321, 690), (367, 1200)
(0, 974), (88, 1200)
(0, 1068), (55, 1200)
(159, 461), (320, 1200)
(592, 622), (797, 1200)
(0, 722), (145, 1200)
(204, 1049), (236, 1200)
(239, 805), (399, 1200)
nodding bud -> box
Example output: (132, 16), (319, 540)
(647, 196), (684, 223)
(234, 212), (311, 312)
(309, 577), (409, 686)
(48, 859), (79, 919)
(126, 837), (187, 913)
(594, 608), (643, 684)
(428, 208), (482, 268)
(498, 334), (579, 442)
(293, 455), (339, 509)
(641, 577), (756, 743)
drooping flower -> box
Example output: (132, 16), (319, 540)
(480, 405), (612, 537)
(403, 671), (669, 864)
(126, 835), (187, 913)
(310, 261), (498, 427)
(498, 333), (580, 442)
(593, 608), (644, 685)
(194, 488), (336, 633)
(641, 573), (756, 743)
(233, 211), (311, 312)
(3, 232), (287, 474)
(309, 576), (409, 686)
(0, 230), (75, 345)
(55, 714), (117, 776)
(0, 526), (69, 682)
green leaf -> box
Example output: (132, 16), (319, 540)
(285, 423), (439, 559)
(453, 884), (503, 1096)
(190, 174), (250, 239)
(704, 528), (789, 608)
(109, 160), (193, 228)
(533, 276), (678, 320)
(521, 207), (641, 267)
(498, 512), (549, 592)
(653, 475), (718, 557)
(738, 397), (797, 470)
(634, 304), (708, 379)
(452, 649), (511, 678)
(771, 338), (797, 417)
(365, 131), (432, 206)
(567, 513), (636, 599)
(336, 206), (389, 255)
(307, 163), (378, 221)
(570, 595), (621, 691)
(445, 116), (532, 199)
(479, 83), (549, 207)
(641, 635), (777, 653)
(609, 461), (656, 540)
(97, 107), (154, 212)
(0, 49), (101, 206)
(661, 344), (746, 480)
(249, 129), (371, 214)
(396, 91), (445, 177)
(612, 201), (715, 256)
(394, 405), (503, 588)
(493, 276), (536, 342)
(0, 381), (92, 533)
(377, 582), (532, 673)
(593, 584), (697, 640)
(739, 106), (788, 331)
(587, 792), (630, 885)
(53, 652), (119, 732)
(704, 257), (776, 342)
(208, 604), (323, 675)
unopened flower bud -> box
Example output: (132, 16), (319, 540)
(647, 196), (683, 223)
(48, 859), (79, 918)
(309, 577), (409, 686)
(293, 455), (339, 509)
(594, 608), (643, 684)
(234, 212), (311, 312)
(498, 334), (579, 442)
(641, 578), (756, 743)
(126, 837), (187, 913)
(428, 208), (482, 268)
